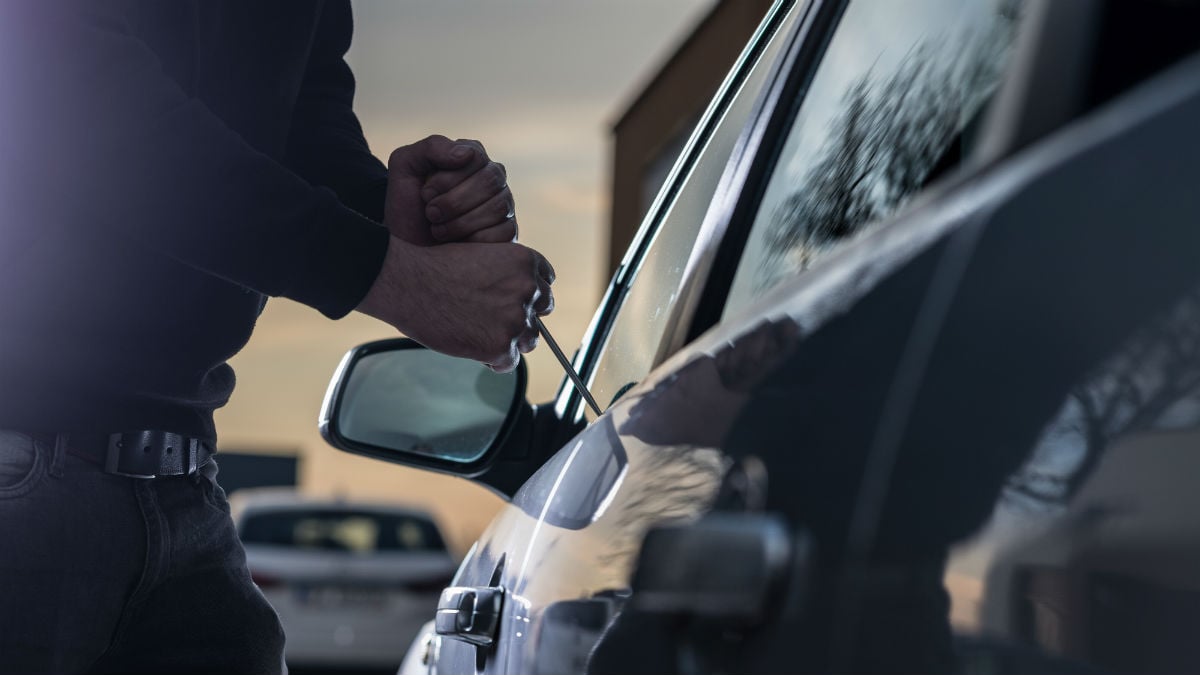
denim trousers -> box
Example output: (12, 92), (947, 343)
(0, 430), (286, 674)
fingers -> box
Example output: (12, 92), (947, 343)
(420, 143), (498, 196)
(515, 323), (540, 355)
(423, 162), (515, 242)
(463, 219), (519, 244)
(485, 342), (521, 374)
(495, 247), (554, 362)
(385, 135), (488, 246)
(392, 135), (518, 245)
(517, 257), (554, 354)
(531, 275), (554, 316)
(387, 134), (483, 177)
(435, 189), (518, 243)
(360, 237), (556, 372)
(536, 252), (556, 285)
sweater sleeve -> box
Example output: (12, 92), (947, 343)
(1, 2), (388, 319)
(285, 0), (389, 224)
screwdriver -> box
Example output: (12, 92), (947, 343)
(534, 316), (602, 417)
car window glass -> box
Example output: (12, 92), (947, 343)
(946, 288), (1200, 673)
(240, 509), (446, 554)
(582, 2), (801, 420)
(723, 0), (1022, 320)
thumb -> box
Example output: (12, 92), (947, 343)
(388, 134), (476, 178)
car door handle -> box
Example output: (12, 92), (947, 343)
(435, 585), (504, 646)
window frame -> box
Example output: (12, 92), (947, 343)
(549, 0), (829, 423)
(663, 0), (851, 355)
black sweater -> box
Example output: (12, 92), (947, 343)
(0, 1), (391, 439)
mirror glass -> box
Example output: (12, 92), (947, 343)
(337, 348), (518, 464)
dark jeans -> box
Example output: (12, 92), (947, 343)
(0, 430), (286, 674)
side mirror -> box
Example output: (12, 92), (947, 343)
(319, 338), (528, 476)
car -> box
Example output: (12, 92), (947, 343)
(319, 0), (1200, 672)
(231, 489), (456, 671)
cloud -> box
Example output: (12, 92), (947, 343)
(347, 1), (714, 117)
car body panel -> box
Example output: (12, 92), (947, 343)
(432, 37), (1200, 672)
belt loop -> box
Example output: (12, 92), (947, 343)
(50, 432), (67, 477)
(188, 437), (200, 477)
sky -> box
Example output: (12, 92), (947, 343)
(214, 1), (714, 551)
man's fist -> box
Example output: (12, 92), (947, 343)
(357, 236), (554, 373)
(385, 135), (516, 246)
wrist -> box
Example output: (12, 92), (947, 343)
(356, 235), (426, 332)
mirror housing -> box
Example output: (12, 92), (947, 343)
(319, 338), (529, 478)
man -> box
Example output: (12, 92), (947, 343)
(0, 2), (552, 672)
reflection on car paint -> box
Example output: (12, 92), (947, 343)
(511, 423), (628, 531)
(445, 333), (810, 672)
(440, 300), (867, 673)
(947, 289), (1200, 672)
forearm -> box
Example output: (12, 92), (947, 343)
(285, 0), (389, 223)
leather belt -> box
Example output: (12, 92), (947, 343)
(34, 430), (215, 479)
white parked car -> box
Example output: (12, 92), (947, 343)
(231, 490), (456, 671)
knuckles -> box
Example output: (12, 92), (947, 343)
(386, 146), (408, 171)
(484, 163), (507, 191)
(388, 134), (450, 168)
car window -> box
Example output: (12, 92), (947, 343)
(581, 1), (802, 419)
(240, 509), (446, 554)
(723, 0), (1021, 319)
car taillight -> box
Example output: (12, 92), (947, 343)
(250, 570), (282, 590)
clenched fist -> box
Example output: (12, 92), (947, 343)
(385, 135), (516, 246)
(357, 236), (554, 373)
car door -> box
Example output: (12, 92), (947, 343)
(425, 2), (812, 672)
(579, 5), (1200, 673)
(430, 0), (1037, 672)
(804, 46), (1200, 673)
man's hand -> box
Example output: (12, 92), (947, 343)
(386, 135), (516, 246)
(357, 236), (554, 372)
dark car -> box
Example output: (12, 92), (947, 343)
(320, 0), (1200, 672)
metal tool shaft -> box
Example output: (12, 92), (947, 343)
(534, 316), (602, 416)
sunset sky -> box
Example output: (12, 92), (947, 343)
(214, 1), (714, 551)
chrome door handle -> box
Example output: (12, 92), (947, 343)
(435, 586), (504, 646)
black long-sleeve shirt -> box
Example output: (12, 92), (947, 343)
(0, 1), (390, 439)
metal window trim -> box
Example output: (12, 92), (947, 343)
(550, 0), (812, 422)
